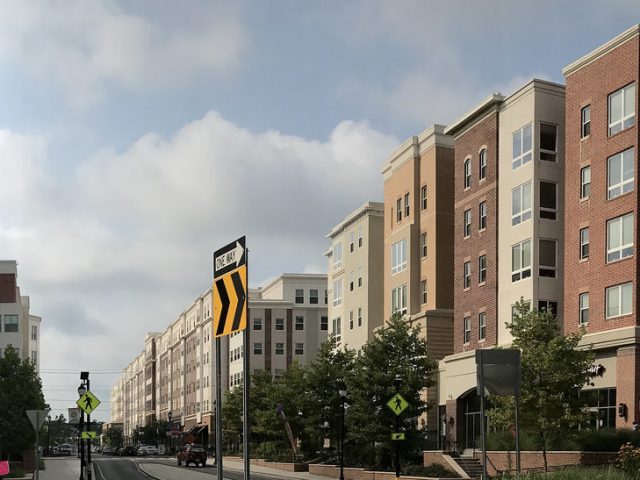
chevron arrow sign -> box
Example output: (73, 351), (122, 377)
(213, 236), (247, 338)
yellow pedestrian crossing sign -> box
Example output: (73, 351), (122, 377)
(387, 393), (409, 416)
(81, 431), (97, 439)
(77, 391), (101, 415)
(391, 432), (405, 441)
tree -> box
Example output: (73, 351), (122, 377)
(0, 345), (46, 459)
(346, 314), (438, 468)
(488, 301), (594, 472)
(103, 428), (123, 448)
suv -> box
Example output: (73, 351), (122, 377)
(137, 445), (158, 456)
(176, 444), (207, 467)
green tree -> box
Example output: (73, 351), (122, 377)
(0, 345), (46, 459)
(347, 314), (437, 468)
(488, 301), (594, 472)
(103, 428), (123, 448)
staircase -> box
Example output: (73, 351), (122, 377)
(453, 455), (484, 479)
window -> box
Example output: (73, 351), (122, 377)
(31, 351), (37, 365)
(396, 198), (402, 222)
(463, 261), (471, 289)
(349, 231), (355, 252)
(358, 267), (362, 287)
(581, 105), (591, 138)
(358, 227), (363, 247)
(391, 285), (407, 315)
(579, 293), (589, 325)
(479, 149), (487, 179)
(511, 302), (531, 321)
(464, 209), (471, 237)
(421, 233), (427, 258)
(349, 271), (354, 291)
(332, 318), (342, 344)
(349, 311), (354, 329)
(608, 83), (636, 135)
(404, 193), (410, 217)
(333, 242), (343, 269)
(253, 318), (262, 331)
(421, 280), (427, 304)
(295, 343), (304, 355)
(391, 239), (408, 274)
(478, 255), (487, 284)
(464, 158), (471, 188)
(606, 283), (633, 319)
(538, 300), (558, 317)
(310, 289), (318, 304)
(253, 342), (263, 355)
(357, 308), (362, 327)
(581, 166), (591, 199)
(478, 313), (486, 341)
(539, 239), (557, 278)
(512, 182), (532, 225)
(321, 316), (328, 331)
(608, 148), (635, 199)
(479, 202), (487, 230)
(539, 123), (557, 162)
(512, 123), (532, 169)
(295, 289), (304, 304)
(607, 213), (634, 262)
(275, 343), (285, 355)
(275, 317), (284, 331)
(295, 316), (304, 331)
(539, 181), (557, 220)
(325, 289), (328, 304)
(421, 185), (427, 211)
(463, 317), (471, 344)
(31, 325), (37, 341)
(580, 227), (590, 260)
(512, 240), (532, 282)
(332, 280), (342, 306)
(4, 315), (18, 333)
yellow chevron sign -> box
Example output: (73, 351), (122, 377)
(213, 236), (247, 338)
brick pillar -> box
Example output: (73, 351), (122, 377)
(445, 399), (464, 451)
(616, 345), (640, 427)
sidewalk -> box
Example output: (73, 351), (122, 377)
(39, 458), (81, 480)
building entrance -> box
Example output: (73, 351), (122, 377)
(462, 390), (483, 451)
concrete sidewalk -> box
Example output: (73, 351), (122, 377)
(40, 458), (82, 480)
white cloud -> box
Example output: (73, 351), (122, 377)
(0, 0), (248, 107)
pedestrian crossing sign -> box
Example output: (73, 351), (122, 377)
(386, 393), (409, 416)
(77, 391), (101, 415)
(391, 432), (405, 441)
(81, 431), (97, 439)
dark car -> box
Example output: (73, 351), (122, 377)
(119, 446), (137, 456)
(176, 443), (207, 467)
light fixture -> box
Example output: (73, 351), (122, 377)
(77, 384), (87, 396)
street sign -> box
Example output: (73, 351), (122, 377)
(26, 410), (49, 431)
(213, 236), (247, 338)
(391, 432), (405, 441)
(77, 391), (101, 415)
(81, 431), (97, 439)
(386, 393), (409, 416)
(68, 408), (81, 424)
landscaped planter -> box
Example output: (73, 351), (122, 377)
(249, 458), (308, 471)
(474, 450), (617, 475)
(308, 463), (461, 480)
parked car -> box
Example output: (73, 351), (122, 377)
(57, 444), (73, 456)
(176, 444), (207, 467)
(119, 446), (137, 456)
(137, 445), (158, 456)
(102, 446), (113, 455)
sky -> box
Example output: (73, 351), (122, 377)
(1, 0), (639, 421)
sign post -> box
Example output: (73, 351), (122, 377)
(213, 236), (248, 480)
(26, 409), (49, 480)
(387, 376), (407, 480)
(77, 377), (100, 480)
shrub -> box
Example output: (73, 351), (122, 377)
(575, 429), (640, 452)
(402, 463), (457, 478)
(616, 442), (640, 479)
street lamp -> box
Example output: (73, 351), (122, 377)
(167, 412), (173, 455)
(338, 389), (347, 480)
(47, 414), (52, 456)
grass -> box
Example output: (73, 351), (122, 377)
(496, 465), (628, 480)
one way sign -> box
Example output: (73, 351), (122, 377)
(213, 236), (247, 338)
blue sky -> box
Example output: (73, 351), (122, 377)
(0, 0), (638, 420)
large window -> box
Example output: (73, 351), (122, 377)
(606, 283), (633, 319)
(539, 181), (557, 220)
(478, 255), (487, 284)
(580, 227), (589, 260)
(479, 149), (487, 180)
(479, 313), (486, 341)
(333, 242), (343, 269)
(310, 289), (319, 304)
(253, 343), (263, 355)
(391, 239), (408, 274)
(608, 83), (635, 135)
(295, 343), (304, 355)
(512, 240), (531, 282)
(579, 293), (589, 325)
(607, 213), (634, 262)
(4, 315), (18, 333)
(464, 158), (471, 189)
(332, 280), (343, 306)
(332, 317), (341, 344)
(275, 343), (285, 355)
(539, 239), (557, 278)
(295, 289), (304, 303)
(479, 201), (487, 230)
(463, 261), (471, 289)
(538, 300), (558, 317)
(253, 318), (262, 331)
(464, 209), (471, 237)
(295, 316), (304, 331)
(607, 148), (634, 199)
(512, 123), (532, 169)
(581, 105), (591, 138)
(581, 166), (591, 199)
(539, 123), (558, 162)
(463, 317), (471, 344)
(275, 317), (284, 331)
(421, 185), (427, 211)
(392, 285), (407, 315)
(582, 388), (617, 430)
(512, 182), (532, 225)
(321, 316), (328, 331)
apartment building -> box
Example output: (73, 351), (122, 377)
(0, 260), (41, 369)
(326, 202), (384, 352)
(563, 25), (640, 429)
(439, 79), (565, 449)
(381, 125), (455, 438)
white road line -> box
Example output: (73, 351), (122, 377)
(94, 461), (106, 480)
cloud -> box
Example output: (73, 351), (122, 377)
(0, 0), (248, 107)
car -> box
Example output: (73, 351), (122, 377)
(57, 444), (73, 456)
(119, 446), (137, 456)
(103, 446), (113, 455)
(137, 445), (158, 456)
(176, 443), (207, 467)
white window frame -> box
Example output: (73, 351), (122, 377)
(512, 182), (532, 226)
(333, 242), (343, 270)
(391, 239), (408, 274)
(581, 166), (591, 199)
(253, 318), (262, 331)
(253, 342), (263, 355)
(295, 316), (304, 331)
(479, 201), (487, 230)
(478, 312), (486, 341)
(275, 317), (284, 331)
(332, 279), (342, 306)
(581, 105), (591, 138)
(295, 343), (304, 355)
(463, 261), (471, 289)
(391, 285), (407, 315)
(580, 227), (589, 260)
(478, 255), (486, 284)
(404, 193), (410, 217)
(607, 213), (634, 263)
(579, 293), (589, 325)
(511, 239), (532, 282)
(396, 198), (402, 222)
(607, 148), (635, 199)
(421, 233), (427, 258)
(275, 342), (285, 355)
(608, 83), (636, 135)
(463, 316), (471, 344)
(357, 307), (362, 327)
(349, 310), (354, 329)
(539, 181), (557, 220)
(464, 209), (471, 237)
(479, 149), (487, 180)
(421, 279), (427, 304)
(605, 283), (633, 319)
(512, 123), (532, 169)
(332, 317), (342, 344)
(539, 239), (557, 278)
(464, 158), (471, 189)
(421, 185), (427, 211)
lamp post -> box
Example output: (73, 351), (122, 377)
(338, 389), (347, 480)
(77, 382), (87, 480)
(47, 414), (51, 456)
(167, 412), (172, 455)
(394, 375), (402, 480)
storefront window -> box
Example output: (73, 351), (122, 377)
(582, 388), (616, 429)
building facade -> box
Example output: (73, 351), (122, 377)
(326, 202), (384, 352)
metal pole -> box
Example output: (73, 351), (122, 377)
(79, 409), (85, 480)
(394, 380), (400, 480)
(243, 249), (251, 480)
(478, 352), (488, 480)
(339, 396), (345, 480)
(35, 421), (39, 480)
(87, 376), (92, 480)
(215, 336), (223, 479)
(515, 394), (521, 475)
